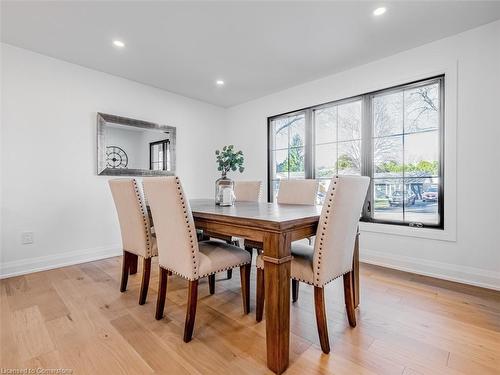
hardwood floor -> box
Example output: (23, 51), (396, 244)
(1, 257), (499, 374)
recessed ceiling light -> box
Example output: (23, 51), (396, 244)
(373, 7), (386, 16)
(113, 40), (125, 48)
(216, 80), (225, 86)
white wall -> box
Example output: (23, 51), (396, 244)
(1, 43), (225, 277)
(2, 21), (500, 289)
(225, 20), (500, 289)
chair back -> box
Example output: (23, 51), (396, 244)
(142, 176), (200, 280)
(277, 179), (318, 205)
(313, 175), (370, 286)
(234, 181), (262, 202)
(108, 178), (154, 258)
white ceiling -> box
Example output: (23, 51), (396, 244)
(2, 1), (500, 107)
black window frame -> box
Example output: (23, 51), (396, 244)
(267, 75), (445, 230)
(149, 139), (170, 171)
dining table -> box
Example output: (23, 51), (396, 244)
(189, 199), (360, 374)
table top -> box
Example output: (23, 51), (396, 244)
(189, 199), (322, 231)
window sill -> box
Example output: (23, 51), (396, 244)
(359, 221), (456, 242)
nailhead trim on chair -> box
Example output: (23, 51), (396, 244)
(314, 175), (340, 286)
(255, 256), (351, 287)
(255, 257), (352, 285)
(159, 263), (195, 281)
(160, 260), (251, 281)
(175, 176), (199, 278)
(198, 260), (251, 279)
(255, 176), (355, 288)
(290, 270), (352, 287)
(133, 179), (154, 259)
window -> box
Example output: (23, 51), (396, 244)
(149, 139), (170, 171)
(269, 112), (306, 200)
(268, 76), (444, 229)
(314, 99), (363, 201)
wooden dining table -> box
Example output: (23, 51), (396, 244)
(189, 199), (360, 374)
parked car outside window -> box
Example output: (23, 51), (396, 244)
(389, 190), (416, 206)
(422, 186), (439, 202)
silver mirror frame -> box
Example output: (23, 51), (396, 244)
(97, 112), (176, 176)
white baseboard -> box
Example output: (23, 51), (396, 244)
(0, 245), (122, 279)
(361, 248), (500, 291)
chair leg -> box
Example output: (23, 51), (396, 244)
(139, 257), (151, 305)
(256, 268), (265, 322)
(208, 274), (215, 295)
(129, 253), (138, 275)
(343, 271), (357, 327)
(183, 280), (199, 343)
(155, 267), (169, 320)
(240, 265), (251, 314)
(352, 231), (360, 308)
(120, 251), (131, 292)
(292, 279), (299, 303)
(314, 286), (330, 354)
(225, 238), (235, 279)
(245, 245), (254, 255)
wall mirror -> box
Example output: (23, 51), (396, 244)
(97, 113), (176, 176)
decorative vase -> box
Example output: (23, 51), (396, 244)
(215, 173), (235, 206)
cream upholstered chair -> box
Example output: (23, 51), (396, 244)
(245, 179), (318, 258)
(255, 175), (370, 354)
(278, 179), (318, 247)
(245, 179), (319, 257)
(276, 179), (318, 205)
(109, 178), (158, 305)
(234, 180), (262, 202)
(143, 176), (252, 342)
(202, 180), (262, 281)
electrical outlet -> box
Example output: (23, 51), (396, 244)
(22, 232), (34, 244)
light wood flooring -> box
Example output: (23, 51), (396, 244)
(1, 256), (499, 374)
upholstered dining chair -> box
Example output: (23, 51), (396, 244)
(276, 179), (319, 205)
(244, 179), (319, 260)
(255, 175), (370, 354)
(143, 176), (252, 342)
(109, 178), (157, 305)
(234, 180), (262, 202)
(200, 180), (262, 281)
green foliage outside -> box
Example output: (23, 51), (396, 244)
(215, 145), (244, 175)
(315, 153), (354, 178)
(337, 154), (355, 170)
(316, 155), (437, 178)
(377, 160), (439, 175)
(277, 134), (304, 173)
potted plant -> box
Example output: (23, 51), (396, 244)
(214, 145), (244, 206)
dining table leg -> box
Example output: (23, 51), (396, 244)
(263, 231), (292, 375)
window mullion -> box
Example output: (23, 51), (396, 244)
(361, 94), (373, 219)
(305, 108), (314, 179)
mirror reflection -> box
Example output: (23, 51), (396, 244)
(97, 113), (176, 176)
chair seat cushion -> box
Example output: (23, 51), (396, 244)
(256, 241), (315, 285)
(198, 240), (251, 278)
